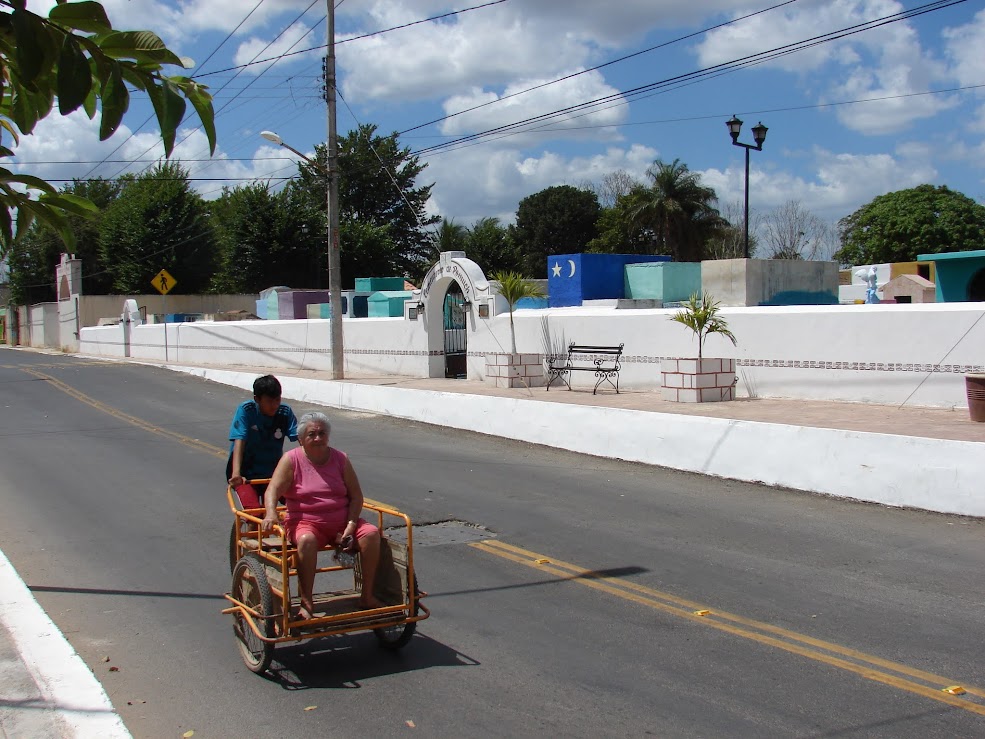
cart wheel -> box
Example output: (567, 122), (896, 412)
(231, 554), (274, 674)
(374, 576), (420, 650)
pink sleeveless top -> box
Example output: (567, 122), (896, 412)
(283, 446), (350, 526)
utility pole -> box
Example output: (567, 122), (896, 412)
(325, 0), (344, 379)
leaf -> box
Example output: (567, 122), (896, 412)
(11, 9), (50, 85)
(81, 79), (97, 118)
(303, 706), (317, 711)
(0, 168), (57, 193)
(182, 81), (215, 155)
(182, 732), (194, 738)
(49, 1), (112, 34)
(41, 192), (98, 217)
(98, 60), (128, 140)
(17, 195), (74, 248)
(146, 80), (184, 157)
(56, 35), (92, 115)
(97, 30), (183, 67)
(13, 197), (35, 237)
(0, 200), (12, 248)
(0, 119), (19, 146)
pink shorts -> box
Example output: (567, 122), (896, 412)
(284, 517), (378, 549)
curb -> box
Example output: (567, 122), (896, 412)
(170, 364), (985, 519)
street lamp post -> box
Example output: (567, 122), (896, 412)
(726, 115), (768, 259)
(261, 129), (344, 378)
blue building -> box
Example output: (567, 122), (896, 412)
(548, 253), (670, 308)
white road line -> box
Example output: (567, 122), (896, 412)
(0, 550), (131, 738)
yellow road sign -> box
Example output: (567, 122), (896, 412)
(151, 269), (176, 295)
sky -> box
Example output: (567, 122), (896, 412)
(10, 0), (985, 246)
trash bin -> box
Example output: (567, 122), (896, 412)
(966, 374), (985, 422)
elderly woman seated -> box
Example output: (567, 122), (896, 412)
(262, 411), (384, 618)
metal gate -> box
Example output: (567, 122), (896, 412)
(443, 283), (467, 379)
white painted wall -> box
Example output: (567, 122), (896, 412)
(28, 303), (58, 348)
(80, 301), (985, 409)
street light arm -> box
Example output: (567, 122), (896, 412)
(259, 131), (330, 176)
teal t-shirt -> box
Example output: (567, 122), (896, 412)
(227, 401), (298, 480)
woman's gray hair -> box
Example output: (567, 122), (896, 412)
(297, 411), (331, 439)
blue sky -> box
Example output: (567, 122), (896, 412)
(13, 0), (985, 246)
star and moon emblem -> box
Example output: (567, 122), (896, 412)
(551, 259), (577, 278)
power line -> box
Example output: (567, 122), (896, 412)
(78, 0), (268, 180)
(193, 0), (266, 77)
(192, 0), (510, 79)
(111, 0), (323, 181)
(410, 0), (967, 158)
(398, 0), (799, 136)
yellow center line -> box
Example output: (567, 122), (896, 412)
(470, 540), (985, 717)
(26, 368), (384, 508)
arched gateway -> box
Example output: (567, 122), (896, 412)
(416, 251), (496, 379)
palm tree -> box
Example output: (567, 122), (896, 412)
(628, 159), (725, 262)
(670, 292), (737, 360)
(491, 270), (545, 354)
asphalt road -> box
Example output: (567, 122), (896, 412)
(1, 347), (984, 738)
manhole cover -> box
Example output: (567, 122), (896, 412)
(386, 520), (494, 548)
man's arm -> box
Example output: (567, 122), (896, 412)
(228, 403), (251, 485)
(229, 439), (247, 486)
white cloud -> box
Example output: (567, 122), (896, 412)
(337, 0), (750, 104)
(701, 145), (938, 221)
(423, 142), (658, 224)
(943, 9), (985, 90)
(9, 110), (297, 201)
(696, 0), (952, 135)
(233, 20), (323, 75)
(438, 71), (627, 140)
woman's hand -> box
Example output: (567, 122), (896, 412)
(228, 474), (246, 488)
(261, 511), (279, 533)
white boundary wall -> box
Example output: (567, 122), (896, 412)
(80, 302), (985, 408)
(169, 365), (985, 518)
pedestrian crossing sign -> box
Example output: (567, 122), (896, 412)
(151, 269), (176, 295)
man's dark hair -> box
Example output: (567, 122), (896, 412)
(253, 375), (282, 399)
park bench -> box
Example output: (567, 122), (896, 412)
(546, 343), (624, 395)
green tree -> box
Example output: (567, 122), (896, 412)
(512, 185), (600, 277)
(670, 292), (737, 360)
(0, 0), (215, 252)
(464, 217), (522, 274)
(99, 161), (215, 294)
(292, 123), (439, 282)
(835, 185), (985, 264)
(492, 270), (545, 354)
(8, 177), (119, 303)
(586, 195), (654, 254)
(210, 182), (317, 293)
(628, 159), (724, 262)
(426, 217), (467, 264)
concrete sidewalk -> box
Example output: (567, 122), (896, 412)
(155, 360), (985, 519)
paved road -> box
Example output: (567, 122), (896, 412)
(1, 348), (984, 738)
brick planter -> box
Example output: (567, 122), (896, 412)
(661, 358), (736, 402)
(484, 353), (545, 389)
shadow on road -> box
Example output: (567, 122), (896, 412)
(426, 565), (650, 599)
(264, 633), (478, 690)
(29, 584), (225, 600)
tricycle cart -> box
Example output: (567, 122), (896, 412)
(223, 483), (429, 674)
